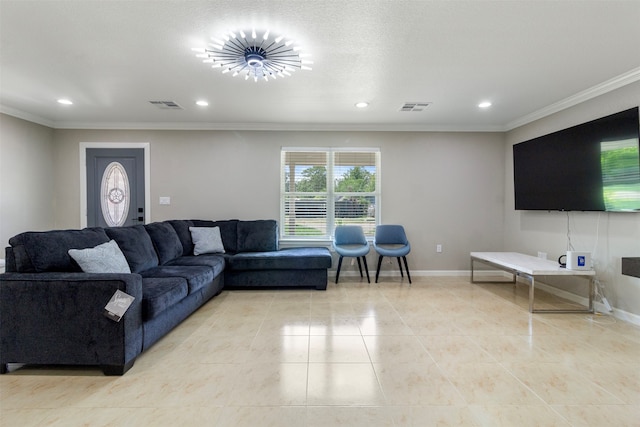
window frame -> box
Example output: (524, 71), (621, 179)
(280, 147), (381, 241)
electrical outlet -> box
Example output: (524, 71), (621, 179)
(159, 196), (171, 205)
(436, 244), (442, 253)
(538, 251), (547, 260)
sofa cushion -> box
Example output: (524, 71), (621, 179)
(145, 222), (184, 264)
(105, 225), (159, 273)
(68, 240), (131, 274)
(190, 226), (225, 255)
(224, 247), (332, 271)
(168, 220), (195, 256)
(8, 228), (110, 273)
(141, 277), (188, 320)
(191, 220), (238, 253)
(141, 265), (214, 294)
(224, 268), (328, 290)
(165, 255), (225, 277)
(236, 220), (278, 253)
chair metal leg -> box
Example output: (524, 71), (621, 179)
(403, 256), (412, 284)
(362, 256), (370, 283)
(356, 257), (363, 277)
(336, 256), (344, 284)
(397, 257), (404, 277)
(375, 255), (383, 283)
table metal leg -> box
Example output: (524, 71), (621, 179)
(470, 257), (516, 284)
(529, 274), (594, 314)
(528, 274), (535, 313)
(471, 256), (594, 314)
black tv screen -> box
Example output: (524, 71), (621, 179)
(513, 107), (640, 212)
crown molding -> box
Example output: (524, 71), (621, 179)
(505, 66), (640, 131)
(48, 121), (503, 132)
(0, 107), (502, 132)
(0, 105), (54, 128)
(2, 67), (638, 133)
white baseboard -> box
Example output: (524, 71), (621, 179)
(533, 280), (640, 326)
(505, 272), (640, 326)
(333, 269), (640, 326)
(333, 269), (473, 278)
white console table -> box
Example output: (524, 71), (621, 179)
(470, 252), (595, 313)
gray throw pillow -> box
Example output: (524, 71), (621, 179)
(68, 240), (131, 273)
(189, 226), (226, 255)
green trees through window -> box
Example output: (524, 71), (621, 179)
(281, 149), (380, 238)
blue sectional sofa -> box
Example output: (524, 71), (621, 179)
(0, 219), (331, 375)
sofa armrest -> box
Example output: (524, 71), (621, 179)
(0, 272), (144, 373)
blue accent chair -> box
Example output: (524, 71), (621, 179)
(333, 225), (370, 284)
(373, 224), (411, 284)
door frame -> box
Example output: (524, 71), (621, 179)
(80, 142), (151, 228)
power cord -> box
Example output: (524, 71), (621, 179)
(566, 211), (575, 251)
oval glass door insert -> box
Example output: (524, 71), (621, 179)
(101, 162), (130, 227)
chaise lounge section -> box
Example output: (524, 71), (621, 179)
(0, 219), (331, 375)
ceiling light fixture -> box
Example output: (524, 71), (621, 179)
(192, 28), (312, 82)
(196, 100), (209, 106)
(355, 102), (369, 108)
(478, 101), (492, 108)
(57, 98), (73, 105)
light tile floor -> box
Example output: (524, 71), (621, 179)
(1, 276), (639, 426)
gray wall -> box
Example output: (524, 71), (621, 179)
(0, 114), (54, 246)
(503, 81), (640, 316)
(49, 129), (506, 273)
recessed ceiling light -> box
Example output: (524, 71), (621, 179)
(355, 102), (369, 108)
(196, 100), (209, 107)
(57, 98), (73, 105)
(478, 101), (492, 108)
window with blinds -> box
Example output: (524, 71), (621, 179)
(281, 148), (380, 239)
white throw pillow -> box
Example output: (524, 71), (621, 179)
(189, 226), (226, 255)
(68, 240), (131, 273)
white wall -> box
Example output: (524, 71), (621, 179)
(0, 114), (54, 247)
(50, 129), (505, 272)
(504, 81), (640, 317)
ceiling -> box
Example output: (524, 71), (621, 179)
(1, 0), (639, 131)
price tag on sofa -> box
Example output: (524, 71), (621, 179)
(104, 290), (135, 322)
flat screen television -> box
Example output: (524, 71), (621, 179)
(513, 107), (640, 212)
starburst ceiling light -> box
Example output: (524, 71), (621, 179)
(192, 28), (312, 82)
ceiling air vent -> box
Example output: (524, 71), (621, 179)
(400, 102), (432, 112)
(149, 100), (183, 110)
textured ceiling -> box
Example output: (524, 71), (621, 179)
(1, 0), (639, 131)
